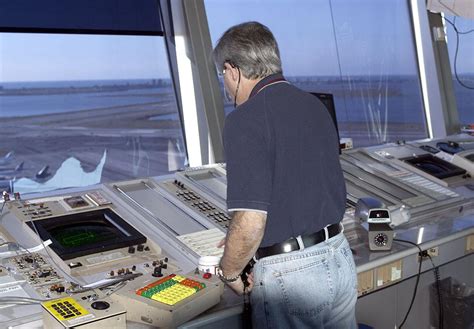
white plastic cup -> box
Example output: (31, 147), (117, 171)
(198, 256), (221, 274)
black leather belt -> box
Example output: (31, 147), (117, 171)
(255, 223), (341, 260)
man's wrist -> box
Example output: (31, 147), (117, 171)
(217, 265), (241, 283)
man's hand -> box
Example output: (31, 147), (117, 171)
(219, 210), (264, 296)
(226, 272), (254, 295)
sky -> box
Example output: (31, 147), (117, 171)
(0, 34), (168, 82)
(205, 0), (420, 77)
(0, 0), (472, 82)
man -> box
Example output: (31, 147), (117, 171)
(213, 22), (357, 328)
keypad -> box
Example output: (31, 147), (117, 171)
(43, 297), (89, 321)
(136, 274), (206, 306)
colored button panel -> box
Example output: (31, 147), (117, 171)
(136, 274), (206, 305)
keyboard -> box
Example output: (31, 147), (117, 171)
(136, 274), (206, 306)
(177, 228), (225, 257)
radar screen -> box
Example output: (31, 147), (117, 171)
(27, 209), (146, 260)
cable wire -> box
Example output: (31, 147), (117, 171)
(0, 296), (46, 306)
(393, 239), (423, 329)
(443, 16), (474, 90)
(0, 296), (45, 303)
(427, 254), (443, 329)
(393, 239), (443, 329)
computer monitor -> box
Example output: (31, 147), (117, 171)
(310, 92), (341, 152)
(27, 208), (146, 260)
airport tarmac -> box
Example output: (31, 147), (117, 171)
(0, 101), (186, 193)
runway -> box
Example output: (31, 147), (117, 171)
(0, 100), (187, 193)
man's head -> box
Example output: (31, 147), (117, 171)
(213, 22), (282, 106)
(213, 21), (282, 80)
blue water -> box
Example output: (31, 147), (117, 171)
(0, 79), (174, 118)
(0, 88), (174, 118)
(1, 79), (166, 89)
(222, 75), (427, 124)
(292, 76), (426, 124)
(453, 81), (474, 125)
(0, 77), (472, 124)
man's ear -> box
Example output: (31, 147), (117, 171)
(229, 66), (240, 82)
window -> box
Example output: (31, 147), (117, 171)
(0, 33), (186, 195)
(445, 15), (474, 125)
(204, 0), (428, 147)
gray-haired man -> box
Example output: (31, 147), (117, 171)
(213, 21), (357, 328)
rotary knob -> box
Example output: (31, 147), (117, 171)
(374, 233), (388, 247)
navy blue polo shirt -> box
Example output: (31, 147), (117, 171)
(223, 73), (346, 247)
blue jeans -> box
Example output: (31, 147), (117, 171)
(250, 232), (357, 328)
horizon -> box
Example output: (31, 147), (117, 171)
(3, 73), (469, 85)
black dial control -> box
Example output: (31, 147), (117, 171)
(91, 301), (110, 310)
(374, 233), (388, 247)
(152, 266), (163, 277)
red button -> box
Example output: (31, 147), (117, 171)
(202, 272), (212, 279)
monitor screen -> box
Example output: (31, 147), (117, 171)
(369, 209), (390, 219)
(27, 208), (146, 260)
(310, 92), (340, 152)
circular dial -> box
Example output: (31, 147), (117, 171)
(374, 233), (388, 247)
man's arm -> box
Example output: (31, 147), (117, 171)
(219, 210), (266, 294)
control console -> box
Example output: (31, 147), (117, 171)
(0, 188), (224, 328)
